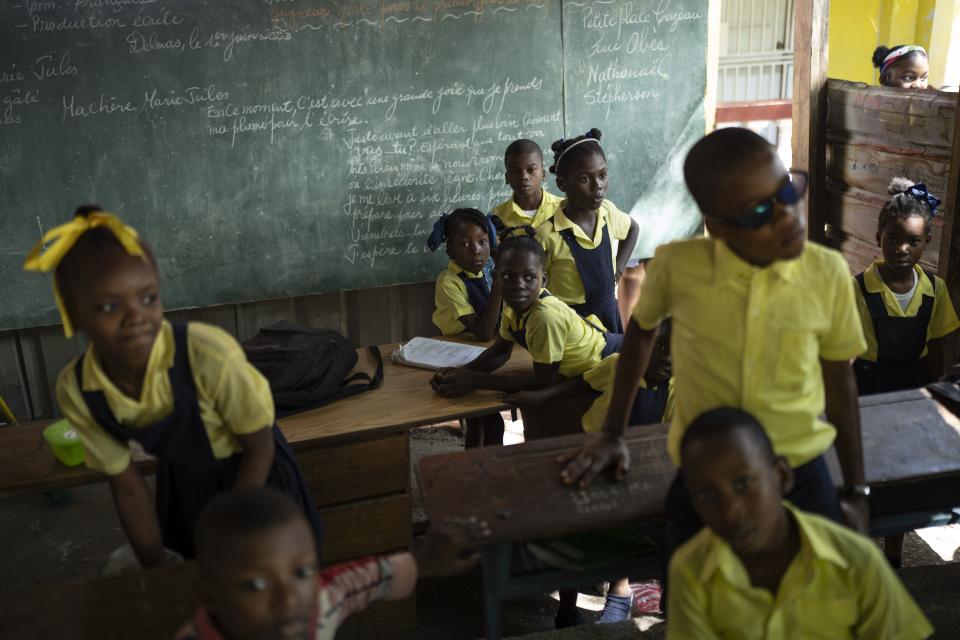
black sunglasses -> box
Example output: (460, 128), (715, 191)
(707, 169), (809, 231)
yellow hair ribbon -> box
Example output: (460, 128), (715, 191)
(23, 212), (144, 338)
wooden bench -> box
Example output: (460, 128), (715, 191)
(420, 388), (960, 640)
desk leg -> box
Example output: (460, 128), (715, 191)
(481, 543), (512, 640)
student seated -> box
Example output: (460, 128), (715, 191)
(535, 129), (639, 333)
(431, 226), (622, 442)
(490, 138), (563, 231)
(428, 207), (505, 447)
(872, 44), (930, 90)
(23, 207), (322, 565)
(559, 128), (870, 599)
(852, 178), (959, 568)
(667, 407), (933, 640)
(176, 487), (484, 640)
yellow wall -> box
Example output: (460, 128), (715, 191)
(827, 0), (959, 88)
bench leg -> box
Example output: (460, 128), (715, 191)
(481, 543), (512, 640)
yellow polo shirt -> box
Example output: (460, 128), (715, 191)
(56, 320), (275, 476)
(433, 259), (488, 336)
(491, 188), (562, 230)
(854, 262), (960, 362)
(581, 353), (674, 432)
(535, 200), (633, 305)
(667, 502), (933, 640)
(499, 290), (607, 377)
(633, 238), (867, 467)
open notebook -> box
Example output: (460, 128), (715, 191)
(391, 337), (485, 371)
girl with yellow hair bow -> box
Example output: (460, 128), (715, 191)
(24, 205), (322, 566)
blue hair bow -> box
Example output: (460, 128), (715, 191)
(904, 183), (941, 217)
(426, 214), (448, 252)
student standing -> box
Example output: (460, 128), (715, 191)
(536, 129), (639, 333)
(490, 138), (562, 231)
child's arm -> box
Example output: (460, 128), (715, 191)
(430, 338), (515, 397)
(431, 358), (558, 397)
(559, 318), (657, 488)
(458, 278), (503, 341)
(107, 466), (166, 567)
(821, 358), (869, 534)
(504, 373), (592, 407)
(233, 427), (275, 488)
(615, 218), (640, 280)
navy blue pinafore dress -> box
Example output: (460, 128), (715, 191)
(853, 271), (935, 395)
(75, 322), (323, 558)
(559, 222), (623, 334)
(458, 273), (490, 318)
(509, 292), (623, 357)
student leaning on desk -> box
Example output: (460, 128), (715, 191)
(559, 128), (871, 601)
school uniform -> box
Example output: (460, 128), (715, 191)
(853, 262), (959, 395)
(56, 320), (322, 558)
(176, 555), (400, 640)
(490, 188), (563, 230)
(667, 502), (933, 640)
(432, 258), (496, 336)
(499, 289), (620, 378)
(535, 200), (632, 333)
(634, 238), (867, 575)
(580, 353), (675, 432)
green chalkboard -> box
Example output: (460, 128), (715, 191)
(0, 1), (708, 331)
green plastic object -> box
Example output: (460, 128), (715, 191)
(43, 419), (85, 467)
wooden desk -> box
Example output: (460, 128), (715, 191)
(0, 341), (531, 636)
(420, 388), (960, 639)
(0, 561), (413, 640)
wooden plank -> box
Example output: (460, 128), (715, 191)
(825, 138), (951, 197)
(235, 297), (297, 342)
(298, 430), (409, 507)
(0, 562), (196, 640)
(320, 493), (412, 563)
(715, 99), (792, 123)
(826, 81), (956, 148)
(0, 558), (416, 640)
(0, 331), (30, 422)
(293, 291), (346, 335)
(791, 0), (830, 242)
(18, 326), (86, 419)
(344, 286), (398, 347)
(938, 91), (960, 368)
(399, 281), (439, 341)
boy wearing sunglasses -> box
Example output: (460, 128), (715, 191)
(559, 128), (868, 599)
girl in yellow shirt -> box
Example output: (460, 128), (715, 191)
(24, 206), (322, 565)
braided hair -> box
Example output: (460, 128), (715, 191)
(497, 225), (546, 266)
(444, 207), (488, 238)
(548, 128), (605, 176)
(878, 177), (934, 234)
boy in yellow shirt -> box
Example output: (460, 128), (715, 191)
(560, 128), (869, 594)
(490, 139), (563, 232)
(668, 407), (932, 639)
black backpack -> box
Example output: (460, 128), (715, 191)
(242, 321), (383, 417)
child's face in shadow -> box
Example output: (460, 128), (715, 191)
(505, 152), (546, 201)
(878, 214), (929, 277)
(884, 57), (929, 90)
(447, 221), (491, 274)
(683, 428), (793, 559)
(702, 150), (806, 267)
(201, 518), (319, 640)
(495, 248), (546, 313)
(68, 249), (164, 375)
(557, 152), (607, 213)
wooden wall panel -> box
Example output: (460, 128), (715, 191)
(0, 332), (30, 422)
(19, 327), (86, 420)
(825, 81), (956, 272)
